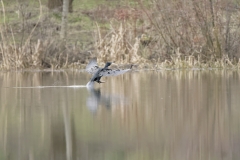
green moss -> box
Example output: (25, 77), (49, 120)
(52, 12), (62, 20)
(68, 15), (82, 23)
(0, 12), (18, 24)
(73, 0), (106, 10)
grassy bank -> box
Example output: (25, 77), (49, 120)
(1, 0), (240, 70)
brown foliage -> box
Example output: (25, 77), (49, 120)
(138, 0), (240, 62)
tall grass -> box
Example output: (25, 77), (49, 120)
(0, 0), (43, 69)
(0, 0), (89, 70)
(92, 0), (240, 69)
(96, 22), (145, 65)
(1, 0), (240, 70)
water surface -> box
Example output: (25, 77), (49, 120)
(0, 70), (240, 160)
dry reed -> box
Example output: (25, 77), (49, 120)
(0, 0), (89, 70)
(95, 22), (145, 65)
(0, 0), (43, 70)
(1, 0), (240, 70)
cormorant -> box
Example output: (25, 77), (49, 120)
(86, 59), (132, 87)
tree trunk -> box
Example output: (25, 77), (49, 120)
(69, 0), (73, 13)
(60, 0), (69, 39)
(48, 0), (74, 12)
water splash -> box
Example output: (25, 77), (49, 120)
(86, 81), (95, 88)
(5, 85), (87, 89)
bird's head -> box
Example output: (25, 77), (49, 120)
(104, 62), (112, 68)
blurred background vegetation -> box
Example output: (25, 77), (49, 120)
(1, 0), (240, 69)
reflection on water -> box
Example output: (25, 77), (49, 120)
(0, 70), (240, 160)
(86, 88), (127, 114)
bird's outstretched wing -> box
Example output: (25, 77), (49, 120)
(86, 59), (99, 74)
(99, 68), (131, 77)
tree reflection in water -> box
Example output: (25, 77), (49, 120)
(0, 71), (240, 160)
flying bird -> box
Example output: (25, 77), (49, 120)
(86, 59), (132, 87)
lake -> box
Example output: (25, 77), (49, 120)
(0, 70), (239, 160)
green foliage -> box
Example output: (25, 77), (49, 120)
(52, 12), (62, 20)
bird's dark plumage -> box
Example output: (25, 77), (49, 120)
(86, 59), (131, 87)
